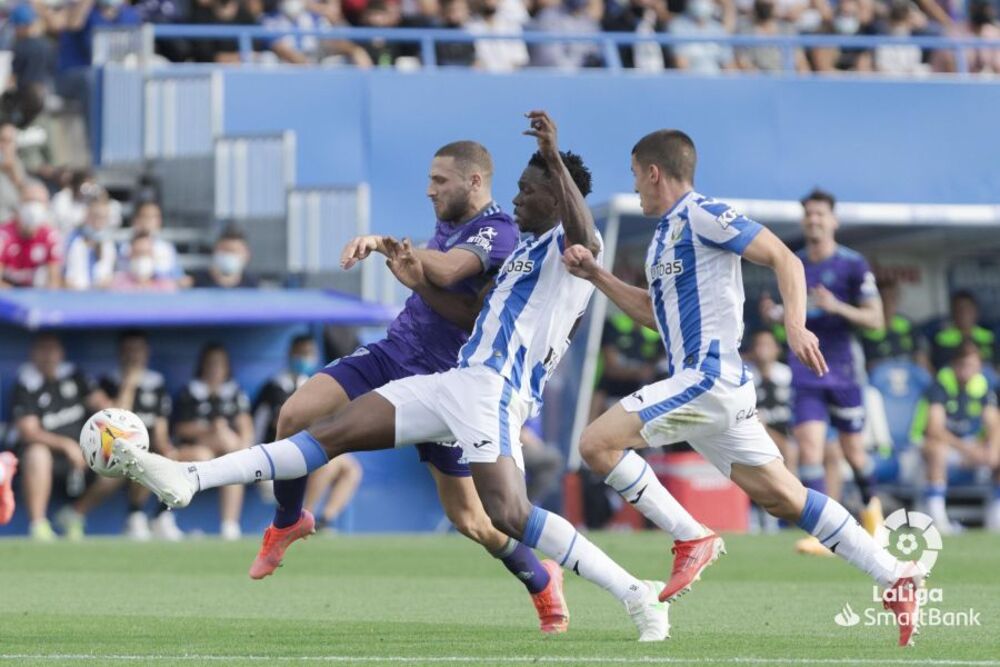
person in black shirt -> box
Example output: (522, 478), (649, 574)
(14, 333), (109, 541)
(174, 342), (254, 539)
(254, 334), (362, 532)
(746, 329), (795, 470)
(190, 225), (259, 288)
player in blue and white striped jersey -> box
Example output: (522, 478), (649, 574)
(564, 129), (925, 647)
(114, 111), (672, 642)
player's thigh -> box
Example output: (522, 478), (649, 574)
(689, 415), (783, 480)
(581, 402), (646, 452)
(278, 373), (351, 437)
(619, 370), (730, 450)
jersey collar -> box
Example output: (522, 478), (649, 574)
(659, 191), (695, 226)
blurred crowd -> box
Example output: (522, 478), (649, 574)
(0, 134), (260, 291)
(1, 0), (999, 79)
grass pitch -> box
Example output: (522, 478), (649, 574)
(1, 531), (997, 666)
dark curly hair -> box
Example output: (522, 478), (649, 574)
(528, 150), (593, 198)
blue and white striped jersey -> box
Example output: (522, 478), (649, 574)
(646, 191), (763, 384)
(458, 223), (602, 410)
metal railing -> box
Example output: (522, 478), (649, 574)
(136, 24), (1000, 75)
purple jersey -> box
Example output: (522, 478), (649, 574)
(379, 202), (519, 374)
(790, 245), (877, 388)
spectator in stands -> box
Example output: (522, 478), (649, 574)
(931, 290), (996, 371)
(0, 123), (26, 223)
(188, 0), (261, 64)
(13, 333), (111, 540)
(64, 196), (117, 290)
(520, 421), (564, 504)
(736, 0), (810, 71)
(468, 0), (530, 71)
(356, 0), (409, 67)
(746, 329), (795, 469)
(95, 331), (215, 540)
(120, 201), (186, 283)
(51, 170), (98, 233)
(52, 0), (141, 110)
(601, 0), (670, 70)
(191, 225), (259, 288)
(809, 0), (875, 72)
(262, 0), (373, 66)
(0, 179), (62, 288)
(109, 231), (180, 292)
(8, 4), (55, 126)
(670, 0), (736, 74)
(591, 307), (665, 419)
(923, 342), (1000, 532)
(968, 0), (1000, 74)
(436, 0), (478, 66)
(527, 0), (603, 69)
(873, 0), (926, 74)
(861, 275), (928, 370)
(255, 334), (363, 532)
(174, 342), (254, 539)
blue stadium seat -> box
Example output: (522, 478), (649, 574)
(868, 360), (933, 451)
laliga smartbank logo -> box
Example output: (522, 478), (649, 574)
(833, 509), (981, 630)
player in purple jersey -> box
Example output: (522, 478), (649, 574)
(247, 141), (570, 633)
(777, 190), (886, 555)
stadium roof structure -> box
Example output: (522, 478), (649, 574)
(0, 289), (399, 330)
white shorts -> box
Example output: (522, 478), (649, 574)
(374, 366), (530, 471)
(620, 368), (782, 477)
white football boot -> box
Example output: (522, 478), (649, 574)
(626, 580), (671, 641)
(114, 439), (196, 509)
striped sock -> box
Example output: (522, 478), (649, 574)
(797, 488), (899, 587)
(193, 431), (328, 490)
(523, 506), (644, 603)
(605, 450), (703, 541)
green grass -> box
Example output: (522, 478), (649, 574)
(1, 531), (998, 666)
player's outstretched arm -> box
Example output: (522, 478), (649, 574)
(743, 228), (828, 377)
(563, 244), (656, 329)
(340, 234), (388, 270)
(524, 110), (600, 256)
(385, 238), (485, 332)
(411, 247), (484, 288)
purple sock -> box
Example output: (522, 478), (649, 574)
(799, 464), (827, 495)
(495, 539), (550, 594)
(273, 476), (308, 528)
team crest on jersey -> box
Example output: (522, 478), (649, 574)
(466, 226), (497, 252)
(670, 222), (685, 243)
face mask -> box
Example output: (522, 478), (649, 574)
(282, 0), (304, 18)
(290, 355), (319, 376)
(98, 0), (124, 8)
(82, 226), (110, 242)
(130, 256), (155, 281)
(834, 15), (859, 34)
(18, 202), (48, 231)
(688, 0), (713, 20)
(213, 251), (245, 277)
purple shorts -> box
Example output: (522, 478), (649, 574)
(319, 343), (471, 477)
(792, 384), (865, 434)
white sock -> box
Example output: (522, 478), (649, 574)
(192, 432), (328, 490)
(523, 506), (644, 603)
(605, 450), (704, 541)
(797, 489), (900, 587)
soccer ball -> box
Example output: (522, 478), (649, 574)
(80, 409), (150, 478)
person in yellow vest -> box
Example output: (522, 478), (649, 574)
(860, 276), (929, 371)
(931, 291), (996, 372)
(923, 342), (1000, 532)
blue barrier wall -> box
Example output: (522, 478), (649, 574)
(213, 69), (1000, 240)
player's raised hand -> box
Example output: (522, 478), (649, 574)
(524, 110), (559, 161)
(562, 244), (600, 281)
(340, 234), (386, 270)
(786, 324), (828, 378)
(385, 238), (426, 290)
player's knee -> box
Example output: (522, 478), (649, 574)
(276, 402), (311, 441)
(23, 443), (52, 470)
(578, 427), (613, 473)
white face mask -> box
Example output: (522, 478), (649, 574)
(834, 15), (860, 33)
(213, 251), (245, 277)
(282, 0), (305, 18)
(688, 0), (714, 20)
(130, 256), (155, 281)
(18, 201), (49, 231)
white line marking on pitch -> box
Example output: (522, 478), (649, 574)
(1, 656), (998, 665)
